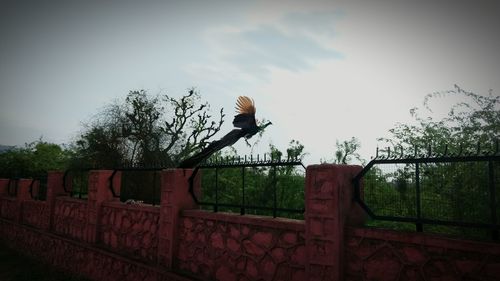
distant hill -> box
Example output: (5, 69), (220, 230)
(0, 145), (15, 153)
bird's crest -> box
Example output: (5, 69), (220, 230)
(235, 96), (256, 115)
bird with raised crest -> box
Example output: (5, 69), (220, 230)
(178, 96), (272, 168)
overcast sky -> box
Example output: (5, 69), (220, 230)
(1, 0), (499, 164)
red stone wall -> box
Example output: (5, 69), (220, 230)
(22, 200), (50, 230)
(345, 227), (500, 281)
(2, 165), (500, 281)
(0, 219), (190, 281)
(53, 197), (89, 241)
(177, 210), (306, 281)
(0, 178), (8, 195)
(305, 164), (363, 281)
(0, 197), (19, 221)
(99, 202), (160, 262)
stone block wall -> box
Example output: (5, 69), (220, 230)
(345, 227), (500, 281)
(177, 210), (306, 281)
(99, 202), (160, 262)
(1, 164), (500, 281)
(53, 197), (90, 241)
(22, 200), (51, 230)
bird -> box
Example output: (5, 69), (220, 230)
(178, 96), (272, 168)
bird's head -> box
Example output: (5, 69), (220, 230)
(258, 121), (273, 131)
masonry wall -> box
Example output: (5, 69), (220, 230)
(1, 165), (500, 281)
(176, 210), (306, 281)
(345, 227), (500, 281)
(99, 202), (160, 263)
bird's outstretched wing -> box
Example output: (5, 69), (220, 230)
(233, 96), (257, 129)
(235, 96), (256, 115)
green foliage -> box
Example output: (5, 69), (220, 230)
(73, 89), (224, 168)
(333, 137), (363, 165)
(199, 140), (306, 219)
(0, 139), (70, 178)
(365, 86), (500, 240)
(378, 85), (499, 153)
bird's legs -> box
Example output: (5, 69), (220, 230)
(244, 138), (252, 147)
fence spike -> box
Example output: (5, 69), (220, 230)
(428, 144), (432, 157)
(477, 141), (481, 155)
(387, 147), (391, 159)
(375, 147), (379, 159)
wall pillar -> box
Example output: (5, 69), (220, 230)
(158, 169), (198, 269)
(305, 164), (363, 281)
(0, 179), (7, 216)
(16, 179), (32, 202)
(47, 171), (67, 230)
(16, 179), (32, 222)
(86, 170), (121, 243)
(0, 179), (8, 196)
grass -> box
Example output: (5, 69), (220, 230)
(0, 240), (91, 281)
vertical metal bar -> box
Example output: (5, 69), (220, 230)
(241, 167), (245, 215)
(273, 166), (277, 218)
(152, 171), (157, 206)
(78, 172), (82, 199)
(215, 168), (219, 212)
(489, 161), (498, 240)
(415, 163), (423, 232)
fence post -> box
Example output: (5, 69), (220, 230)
(16, 179), (32, 201)
(46, 171), (67, 231)
(86, 170), (121, 244)
(158, 169), (198, 269)
(16, 179), (32, 222)
(305, 164), (363, 281)
(0, 179), (8, 196)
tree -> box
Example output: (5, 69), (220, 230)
(73, 89), (224, 168)
(378, 85), (499, 154)
(199, 140), (307, 219)
(334, 137), (363, 164)
(367, 85), (500, 238)
(0, 139), (71, 178)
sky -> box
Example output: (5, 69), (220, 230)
(1, 0), (499, 165)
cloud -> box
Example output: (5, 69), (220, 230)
(227, 26), (341, 76)
(282, 10), (343, 38)
(186, 9), (343, 84)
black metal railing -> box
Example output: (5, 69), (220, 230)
(7, 178), (18, 197)
(29, 174), (48, 200)
(109, 167), (162, 206)
(353, 143), (500, 240)
(63, 169), (90, 199)
(188, 155), (305, 218)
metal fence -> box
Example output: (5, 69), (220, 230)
(188, 155), (306, 219)
(7, 178), (18, 197)
(353, 145), (500, 241)
(29, 175), (48, 200)
(109, 167), (162, 206)
(63, 169), (90, 199)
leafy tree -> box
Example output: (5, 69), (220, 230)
(199, 140), (307, 219)
(365, 85), (500, 239)
(334, 137), (363, 164)
(73, 89), (224, 168)
(0, 139), (71, 178)
(378, 85), (499, 154)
